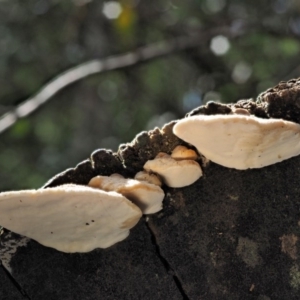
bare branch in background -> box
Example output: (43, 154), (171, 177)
(0, 27), (239, 135)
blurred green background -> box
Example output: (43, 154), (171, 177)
(0, 0), (300, 191)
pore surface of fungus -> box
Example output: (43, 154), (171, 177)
(0, 185), (142, 253)
(88, 175), (164, 214)
(173, 114), (300, 170)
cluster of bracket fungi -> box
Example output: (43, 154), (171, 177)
(1, 78), (300, 253)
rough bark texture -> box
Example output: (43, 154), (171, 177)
(0, 225), (182, 300)
(2, 78), (300, 299)
(0, 263), (28, 300)
(148, 157), (300, 299)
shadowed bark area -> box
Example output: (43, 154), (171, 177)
(0, 263), (28, 299)
(1, 223), (182, 300)
(148, 157), (300, 299)
(2, 79), (300, 299)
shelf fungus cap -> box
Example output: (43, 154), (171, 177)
(173, 114), (300, 170)
(134, 171), (162, 187)
(171, 145), (198, 160)
(89, 175), (164, 214)
(143, 153), (202, 188)
(0, 185), (142, 253)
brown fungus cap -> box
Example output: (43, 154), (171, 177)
(173, 114), (300, 170)
(0, 185), (142, 253)
(89, 175), (164, 214)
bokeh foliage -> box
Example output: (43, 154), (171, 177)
(1, 0), (300, 190)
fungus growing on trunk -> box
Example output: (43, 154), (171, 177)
(143, 152), (202, 187)
(173, 114), (300, 169)
(171, 145), (198, 160)
(88, 175), (164, 214)
(0, 184), (142, 253)
(134, 171), (162, 186)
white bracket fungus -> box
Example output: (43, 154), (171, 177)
(143, 152), (202, 188)
(88, 175), (164, 214)
(173, 114), (300, 170)
(171, 145), (198, 160)
(134, 171), (162, 187)
(0, 185), (142, 253)
(231, 107), (250, 116)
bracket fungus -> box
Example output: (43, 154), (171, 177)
(88, 175), (164, 214)
(170, 145), (198, 160)
(0, 184), (142, 253)
(134, 171), (162, 187)
(143, 152), (202, 188)
(173, 114), (300, 170)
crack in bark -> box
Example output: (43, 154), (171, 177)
(1, 264), (31, 300)
(144, 220), (189, 300)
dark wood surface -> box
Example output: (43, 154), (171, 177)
(0, 223), (182, 300)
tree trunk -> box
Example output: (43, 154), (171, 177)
(2, 79), (300, 300)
